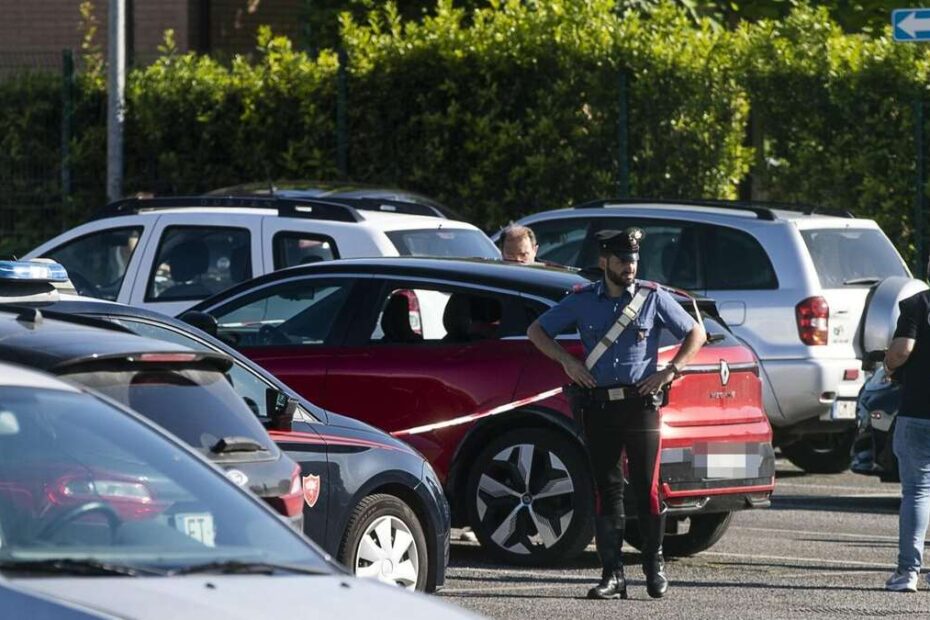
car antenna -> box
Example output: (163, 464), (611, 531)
(16, 307), (43, 328)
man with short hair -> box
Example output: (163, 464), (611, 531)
(527, 228), (706, 600)
(499, 223), (539, 265)
(884, 277), (930, 592)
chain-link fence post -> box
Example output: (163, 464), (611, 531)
(337, 46), (349, 179)
(617, 67), (630, 198)
(915, 98), (926, 279)
(61, 49), (74, 208)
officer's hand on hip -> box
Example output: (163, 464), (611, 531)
(562, 357), (597, 389)
(635, 367), (676, 396)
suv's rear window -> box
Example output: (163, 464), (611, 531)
(800, 228), (908, 288)
(62, 368), (276, 458)
(386, 229), (500, 259)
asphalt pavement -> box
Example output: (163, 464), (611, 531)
(437, 457), (930, 619)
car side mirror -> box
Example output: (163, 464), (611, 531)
(264, 389), (297, 432)
(179, 310), (219, 337)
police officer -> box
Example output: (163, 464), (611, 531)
(527, 228), (706, 600)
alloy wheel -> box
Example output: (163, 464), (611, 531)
(475, 442), (576, 555)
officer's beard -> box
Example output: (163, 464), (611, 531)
(605, 263), (636, 287)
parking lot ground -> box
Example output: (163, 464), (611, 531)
(439, 458), (930, 619)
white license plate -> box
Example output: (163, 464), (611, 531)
(831, 399), (857, 420)
(695, 444), (762, 479)
(175, 512), (216, 547)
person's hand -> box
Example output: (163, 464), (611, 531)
(636, 367), (676, 396)
(562, 357), (597, 389)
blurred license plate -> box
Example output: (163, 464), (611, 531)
(176, 512), (216, 547)
(696, 443), (762, 479)
(831, 399), (856, 420)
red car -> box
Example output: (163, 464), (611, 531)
(186, 258), (775, 565)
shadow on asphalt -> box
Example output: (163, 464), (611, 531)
(449, 545), (677, 571)
(769, 494), (899, 514)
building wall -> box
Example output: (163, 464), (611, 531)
(209, 0), (304, 58)
(0, 0), (306, 65)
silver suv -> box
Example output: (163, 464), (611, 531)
(505, 199), (923, 473)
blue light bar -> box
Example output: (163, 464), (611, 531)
(0, 260), (70, 283)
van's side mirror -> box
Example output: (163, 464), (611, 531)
(264, 389), (297, 432)
(179, 311), (219, 337)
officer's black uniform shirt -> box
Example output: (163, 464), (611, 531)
(893, 290), (930, 420)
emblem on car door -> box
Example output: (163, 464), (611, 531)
(719, 360), (730, 386)
(303, 474), (321, 508)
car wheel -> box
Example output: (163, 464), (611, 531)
(465, 428), (594, 565)
(624, 512), (733, 557)
(781, 429), (856, 474)
(337, 494), (428, 591)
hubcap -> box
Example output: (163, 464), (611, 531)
(354, 515), (420, 590)
(475, 443), (575, 555)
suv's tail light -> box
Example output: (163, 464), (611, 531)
(266, 465), (304, 519)
(796, 296), (829, 346)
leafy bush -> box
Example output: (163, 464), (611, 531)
(1, 1), (929, 265)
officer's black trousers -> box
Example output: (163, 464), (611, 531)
(581, 398), (662, 528)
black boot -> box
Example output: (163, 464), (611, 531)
(587, 517), (628, 600)
(640, 514), (668, 599)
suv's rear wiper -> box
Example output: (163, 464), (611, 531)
(843, 277), (881, 286)
(169, 560), (329, 576)
(0, 558), (166, 577)
(706, 332), (726, 344)
(210, 436), (268, 454)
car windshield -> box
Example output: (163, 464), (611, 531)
(800, 228), (908, 288)
(0, 386), (329, 573)
(61, 368), (277, 459)
(386, 229), (500, 259)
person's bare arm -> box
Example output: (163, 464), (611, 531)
(635, 322), (707, 395)
(885, 336), (915, 378)
(527, 321), (596, 388)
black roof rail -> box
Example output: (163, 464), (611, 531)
(312, 196), (446, 219)
(87, 196), (362, 223)
(573, 197), (857, 221)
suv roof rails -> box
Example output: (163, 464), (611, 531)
(306, 196), (446, 219)
(88, 196), (364, 223)
(573, 198), (856, 221)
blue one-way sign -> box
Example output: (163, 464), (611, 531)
(894, 9), (930, 41)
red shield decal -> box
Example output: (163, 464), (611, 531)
(302, 474), (321, 508)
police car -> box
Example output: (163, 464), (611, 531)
(185, 257), (776, 566)
(0, 260), (450, 592)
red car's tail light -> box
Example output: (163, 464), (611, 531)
(795, 296), (829, 346)
(47, 474), (164, 520)
(265, 465), (304, 518)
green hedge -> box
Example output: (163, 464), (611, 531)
(2, 1), (930, 265)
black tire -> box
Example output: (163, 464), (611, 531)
(465, 428), (595, 566)
(781, 429), (855, 474)
(624, 512), (733, 557)
(337, 494), (429, 592)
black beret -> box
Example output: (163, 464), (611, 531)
(595, 227), (644, 260)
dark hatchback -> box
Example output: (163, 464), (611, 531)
(0, 308), (305, 530)
(9, 299), (451, 592)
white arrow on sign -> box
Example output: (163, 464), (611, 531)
(899, 11), (930, 38)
